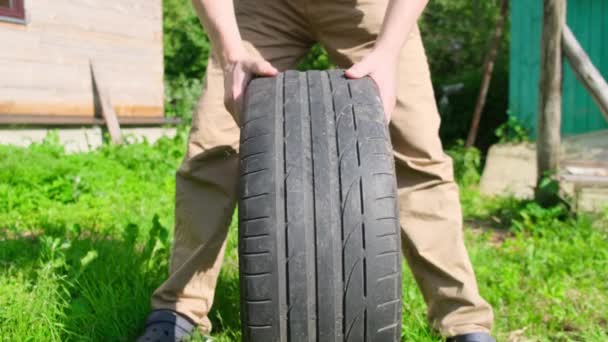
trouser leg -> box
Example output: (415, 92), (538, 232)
(389, 31), (494, 336)
(151, 0), (313, 332)
(151, 57), (240, 333)
(313, 1), (494, 336)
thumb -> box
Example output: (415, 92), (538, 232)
(345, 58), (373, 79)
(249, 60), (279, 76)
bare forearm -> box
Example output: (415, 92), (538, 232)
(191, 0), (245, 66)
(346, 0), (429, 121)
(374, 0), (429, 58)
(190, 0), (278, 119)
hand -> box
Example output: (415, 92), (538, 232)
(345, 51), (398, 123)
(223, 55), (279, 120)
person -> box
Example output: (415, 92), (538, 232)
(138, 0), (496, 341)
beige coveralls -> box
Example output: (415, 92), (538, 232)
(152, 0), (494, 337)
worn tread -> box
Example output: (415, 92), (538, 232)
(239, 70), (401, 342)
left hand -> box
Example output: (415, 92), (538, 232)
(345, 51), (398, 123)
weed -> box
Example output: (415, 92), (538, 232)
(495, 114), (531, 144)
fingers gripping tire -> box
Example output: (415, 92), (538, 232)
(238, 70), (402, 342)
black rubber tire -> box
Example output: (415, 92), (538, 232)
(238, 70), (402, 342)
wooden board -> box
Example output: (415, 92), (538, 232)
(0, 0), (164, 119)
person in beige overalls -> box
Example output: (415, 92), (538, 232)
(138, 0), (496, 341)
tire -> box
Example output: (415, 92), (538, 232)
(238, 70), (402, 342)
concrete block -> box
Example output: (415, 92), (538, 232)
(576, 187), (608, 212)
(479, 143), (537, 199)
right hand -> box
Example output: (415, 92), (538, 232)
(223, 55), (279, 120)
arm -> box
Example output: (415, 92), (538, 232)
(345, 0), (429, 121)
(192, 0), (278, 119)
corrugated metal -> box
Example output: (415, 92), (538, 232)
(510, 0), (608, 137)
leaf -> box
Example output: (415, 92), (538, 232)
(79, 250), (99, 269)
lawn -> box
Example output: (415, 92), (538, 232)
(0, 132), (606, 341)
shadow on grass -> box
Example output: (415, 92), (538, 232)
(0, 216), (244, 341)
(0, 218), (156, 340)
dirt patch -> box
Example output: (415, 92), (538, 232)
(465, 218), (513, 247)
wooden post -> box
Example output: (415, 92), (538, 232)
(537, 0), (565, 201)
(562, 26), (608, 122)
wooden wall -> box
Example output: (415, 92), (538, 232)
(0, 0), (164, 119)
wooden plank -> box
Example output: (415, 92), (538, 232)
(563, 26), (608, 123)
(0, 59), (163, 103)
(537, 0), (565, 193)
(64, 0), (161, 19)
(0, 114), (179, 126)
(91, 62), (122, 144)
(0, 59), (92, 89)
(0, 63), (161, 99)
(0, 99), (163, 117)
(31, 0), (161, 41)
(0, 30), (162, 66)
(0, 101), (95, 116)
(0, 86), (162, 105)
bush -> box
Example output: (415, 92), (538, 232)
(163, 0), (210, 81)
(420, 0), (509, 78)
(162, 0), (209, 121)
(445, 141), (482, 187)
(297, 44), (334, 71)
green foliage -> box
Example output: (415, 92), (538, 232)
(495, 114), (531, 144)
(445, 141), (481, 188)
(165, 76), (203, 121)
(2, 136), (608, 341)
(437, 68), (509, 151)
(297, 44), (334, 71)
(163, 0), (209, 81)
(161, 0), (512, 145)
(420, 0), (509, 78)
(421, 0), (511, 151)
(163, 0), (208, 121)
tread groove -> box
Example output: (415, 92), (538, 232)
(242, 192), (270, 201)
(241, 132), (271, 145)
(239, 71), (401, 342)
(241, 151), (266, 161)
(243, 251), (271, 257)
(241, 168), (269, 177)
(242, 216), (270, 223)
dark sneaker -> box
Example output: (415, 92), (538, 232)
(446, 332), (496, 342)
(137, 309), (209, 342)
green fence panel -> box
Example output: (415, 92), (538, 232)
(509, 0), (608, 137)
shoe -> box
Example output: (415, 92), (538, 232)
(136, 309), (211, 342)
(446, 332), (496, 342)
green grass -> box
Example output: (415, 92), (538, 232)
(1, 134), (607, 341)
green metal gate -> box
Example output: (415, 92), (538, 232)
(510, 0), (608, 137)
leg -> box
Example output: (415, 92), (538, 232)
(313, 2), (494, 337)
(150, 56), (241, 333)
(151, 1), (314, 333)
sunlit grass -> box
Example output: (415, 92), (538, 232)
(1, 135), (606, 341)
